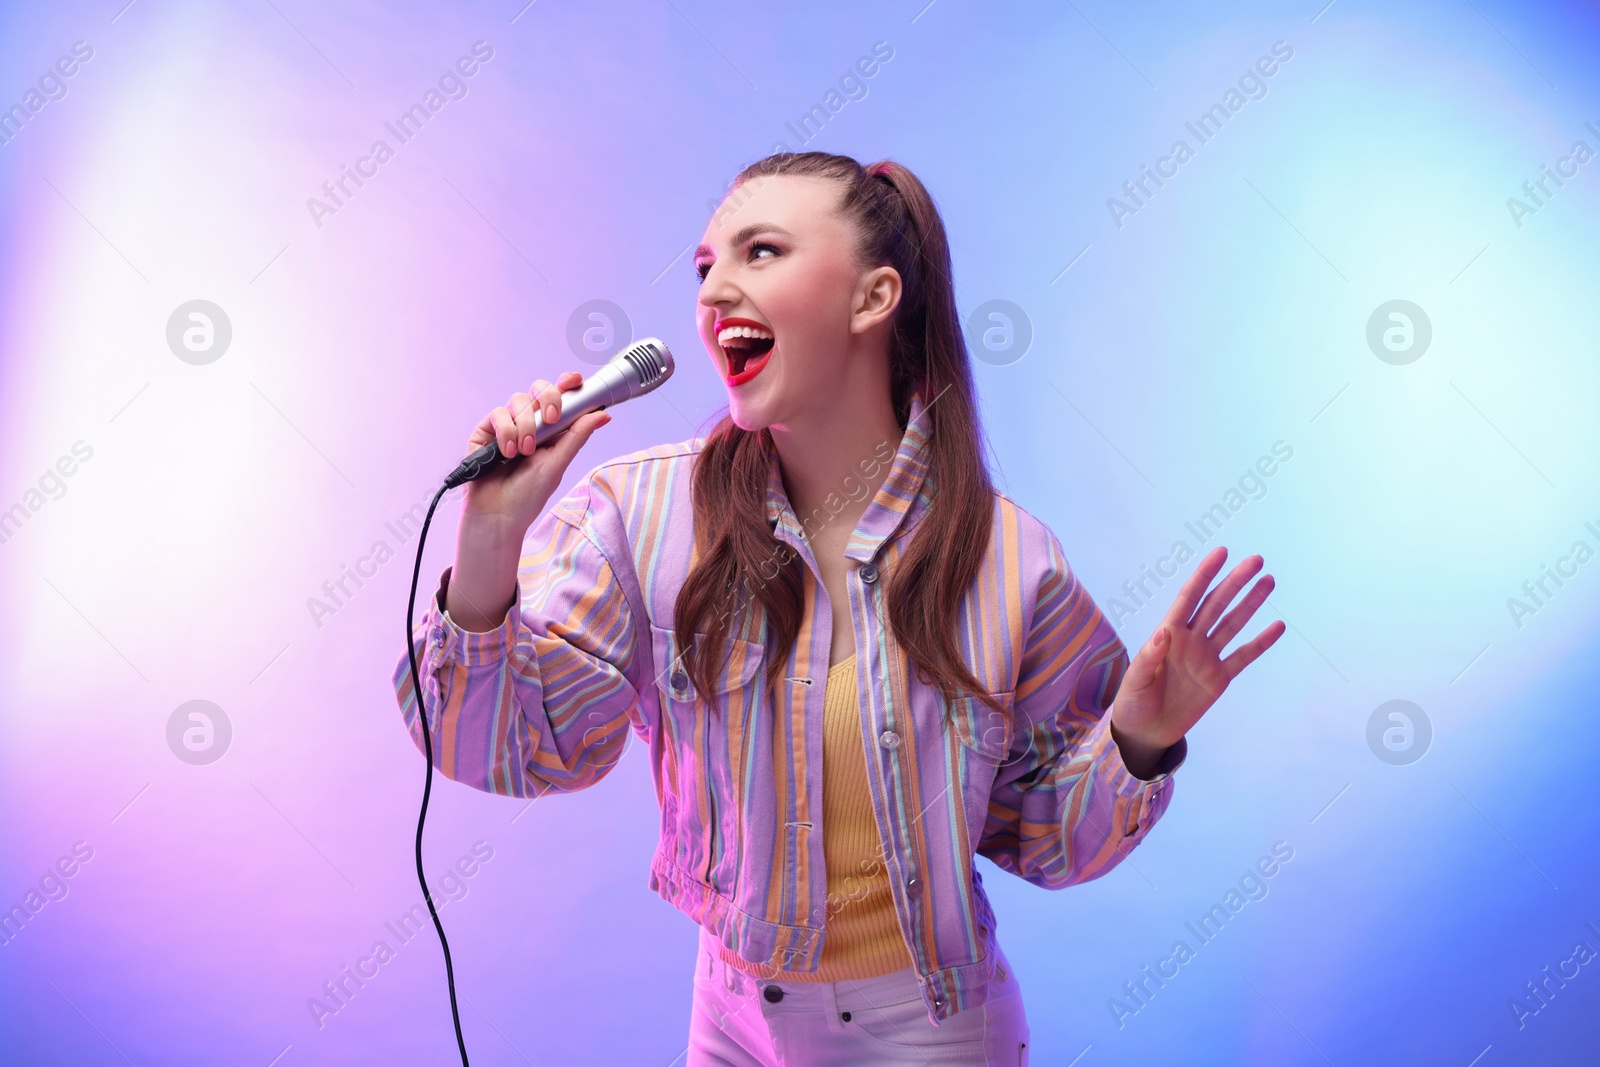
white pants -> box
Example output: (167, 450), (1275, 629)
(686, 924), (1030, 1066)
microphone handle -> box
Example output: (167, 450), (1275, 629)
(443, 363), (628, 489)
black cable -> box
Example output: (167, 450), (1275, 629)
(403, 482), (472, 1066)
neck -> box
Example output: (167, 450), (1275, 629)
(769, 366), (903, 543)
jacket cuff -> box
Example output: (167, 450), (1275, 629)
(1092, 711), (1188, 791)
(427, 565), (521, 665)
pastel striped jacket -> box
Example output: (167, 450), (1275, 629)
(392, 390), (1186, 1023)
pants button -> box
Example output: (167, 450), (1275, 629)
(762, 985), (784, 1003)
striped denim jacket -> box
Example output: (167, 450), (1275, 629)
(393, 390), (1186, 1023)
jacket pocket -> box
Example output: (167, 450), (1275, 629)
(947, 691), (1016, 856)
(649, 623), (764, 703)
(950, 691), (1015, 761)
(649, 624), (765, 890)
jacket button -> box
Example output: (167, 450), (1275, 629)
(669, 668), (688, 694)
(878, 730), (901, 749)
(859, 561), (879, 584)
(906, 873), (919, 895)
(763, 985), (784, 1003)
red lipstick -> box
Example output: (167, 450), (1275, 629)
(714, 316), (775, 387)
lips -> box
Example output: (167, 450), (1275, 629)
(714, 316), (776, 387)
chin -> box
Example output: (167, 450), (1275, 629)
(727, 397), (775, 433)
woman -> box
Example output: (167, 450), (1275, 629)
(394, 151), (1283, 1065)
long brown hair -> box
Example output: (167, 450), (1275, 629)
(674, 152), (1004, 717)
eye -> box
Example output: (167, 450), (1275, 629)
(695, 241), (780, 284)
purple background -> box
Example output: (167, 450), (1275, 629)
(2, 1), (1598, 1064)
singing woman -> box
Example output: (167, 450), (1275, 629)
(394, 150), (1283, 1065)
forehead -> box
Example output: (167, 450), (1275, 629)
(698, 173), (848, 249)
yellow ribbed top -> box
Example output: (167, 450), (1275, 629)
(719, 653), (915, 982)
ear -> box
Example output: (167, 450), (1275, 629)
(849, 265), (902, 335)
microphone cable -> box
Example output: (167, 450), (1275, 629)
(402, 481), (473, 1067)
(398, 423), (584, 1067)
(396, 339), (672, 1065)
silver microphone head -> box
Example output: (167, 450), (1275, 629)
(615, 337), (674, 397)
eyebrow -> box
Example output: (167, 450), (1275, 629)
(693, 223), (794, 261)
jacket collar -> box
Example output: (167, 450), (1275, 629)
(764, 389), (935, 563)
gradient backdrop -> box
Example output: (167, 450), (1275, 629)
(2, 1), (1598, 1064)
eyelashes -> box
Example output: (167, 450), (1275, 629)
(696, 241), (781, 283)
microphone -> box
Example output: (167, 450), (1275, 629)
(442, 337), (675, 489)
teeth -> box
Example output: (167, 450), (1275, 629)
(717, 325), (774, 345)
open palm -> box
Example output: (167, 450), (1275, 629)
(1110, 546), (1286, 762)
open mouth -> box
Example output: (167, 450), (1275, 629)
(716, 320), (776, 386)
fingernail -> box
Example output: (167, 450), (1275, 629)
(522, 434), (535, 452)
(546, 403), (559, 422)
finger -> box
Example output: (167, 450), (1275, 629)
(507, 392), (542, 454)
(537, 371), (582, 389)
(467, 408), (498, 450)
(1219, 619), (1287, 682)
(1191, 554), (1266, 635)
(524, 379), (551, 425)
(536, 382), (564, 425)
(486, 405), (517, 457)
(1121, 626), (1169, 693)
(1207, 573), (1276, 648)
(1162, 546), (1229, 630)
(507, 391), (533, 423)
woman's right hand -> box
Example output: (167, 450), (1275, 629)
(446, 372), (611, 632)
(460, 371), (613, 533)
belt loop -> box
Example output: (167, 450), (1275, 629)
(822, 979), (844, 1032)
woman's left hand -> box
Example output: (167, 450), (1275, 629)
(1109, 546), (1286, 778)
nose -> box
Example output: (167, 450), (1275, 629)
(697, 256), (741, 312)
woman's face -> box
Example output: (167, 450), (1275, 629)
(694, 174), (893, 432)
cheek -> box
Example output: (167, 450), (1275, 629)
(768, 270), (854, 369)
